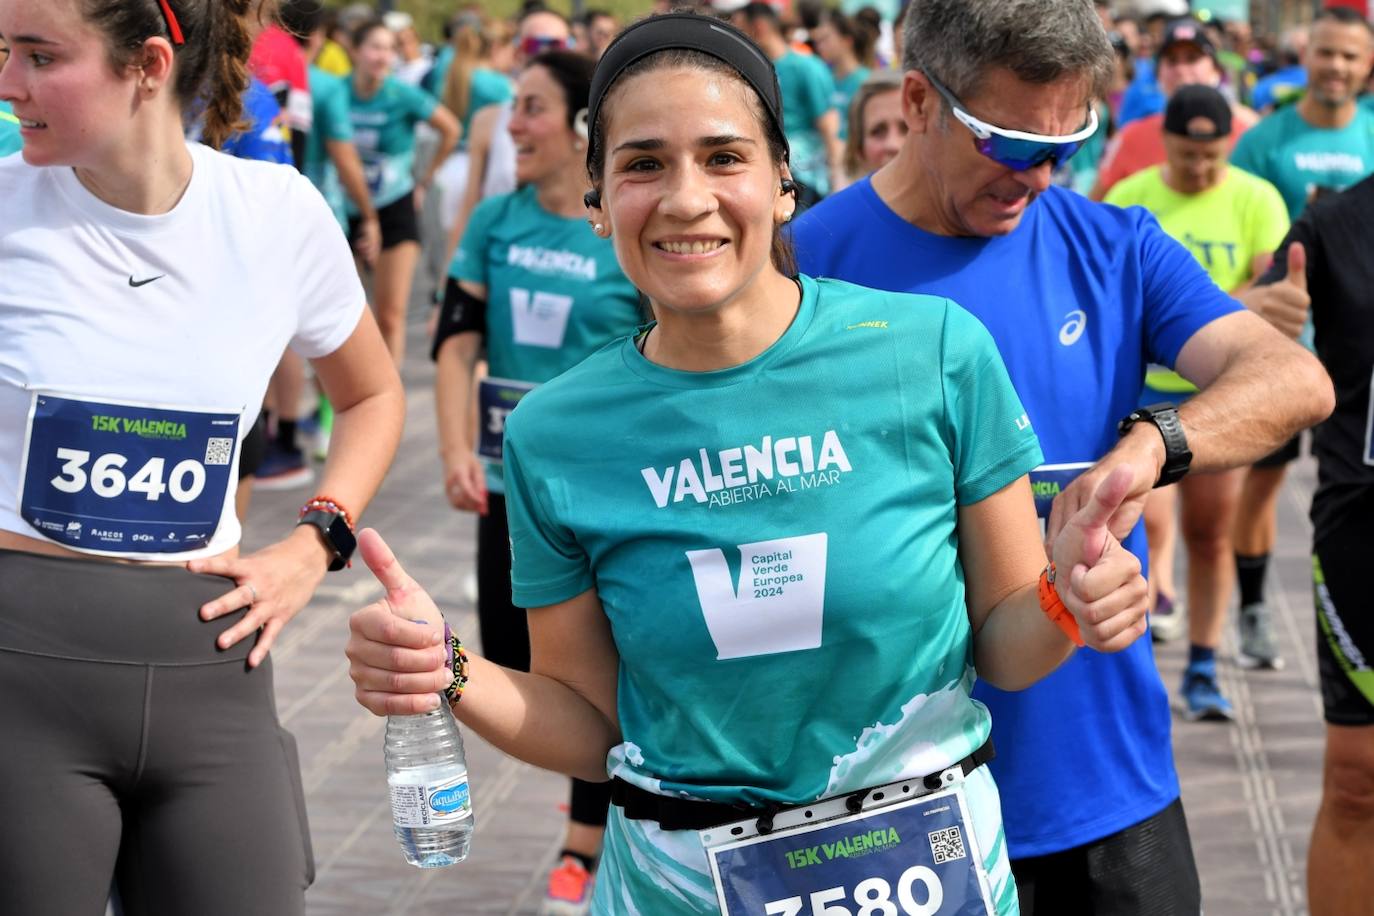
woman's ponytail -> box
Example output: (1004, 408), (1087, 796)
(79, 0), (278, 150)
(198, 0), (257, 148)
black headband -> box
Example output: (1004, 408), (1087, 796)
(585, 12), (789, 173)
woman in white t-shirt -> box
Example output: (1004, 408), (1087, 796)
(0, 2), (402, 914)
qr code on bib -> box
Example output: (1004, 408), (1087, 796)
(928, 826), (966, 864)
(205, 438), (234, 466)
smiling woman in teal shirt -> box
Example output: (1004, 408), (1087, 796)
(349, 17), (1152, 916)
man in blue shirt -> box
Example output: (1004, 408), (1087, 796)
(791, 0), (1333, 911)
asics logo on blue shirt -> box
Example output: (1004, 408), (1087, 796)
(1059, 310), (1087, 346)
(128, 275), (165, 288)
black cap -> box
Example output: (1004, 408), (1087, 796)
(1157, 18), (1218, 63)
(1163, 84), (1232, 139)
(585, 13), (789, 171)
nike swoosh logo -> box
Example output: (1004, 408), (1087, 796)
(128, 275), (165, 288)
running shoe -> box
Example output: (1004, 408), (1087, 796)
(1149, 592), (1186, 644)
(1180, 660), (1234, 722)
(539, 855), (593, 916)
(253, 442), (314, 491)
(1236, 601), (1285, 670)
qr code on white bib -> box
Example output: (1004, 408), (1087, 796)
(205, 438), (234, 466)
(928, 826), (966, 864)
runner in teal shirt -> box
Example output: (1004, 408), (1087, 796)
(303, 65), (353, 227)
(350, 18), (1151, 916)
(444, 183), (642, 495)
(346, 72), (437, 212)
(430, 51), (638, 914)
(775, 51), (838, 196)
(0, 101), (22, 157)
(739, 4), (840, 200)
(1231, 103), (1374, 218)
(345, 19), (458, 365)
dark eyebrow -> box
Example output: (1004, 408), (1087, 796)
(7, 34), (58, 46)
(611, 135), (758, 155)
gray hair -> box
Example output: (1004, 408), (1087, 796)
(902, 0), (1113, 103)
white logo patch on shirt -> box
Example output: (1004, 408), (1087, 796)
(686, 532), (828, 659)
(1059, 310), (1087, 346)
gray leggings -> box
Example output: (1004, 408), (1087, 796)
(0, 549), (314, 916)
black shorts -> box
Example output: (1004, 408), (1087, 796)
(237, 412), (267, 480)
(1255, 432), (1304, 469)
(1314, 499), (1374, 726)
(1012, 797), (1200, 916)
(349, 190), (420, 251)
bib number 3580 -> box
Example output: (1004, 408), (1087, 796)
(50, 449), (206, 503)
(767, 865), (945, 916)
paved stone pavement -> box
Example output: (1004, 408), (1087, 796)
(246, 319), (1329, 916)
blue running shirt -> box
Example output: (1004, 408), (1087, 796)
(221, 78), (293, 165)
(503, 276), (1041, 913)
(451, 186), (641, 494)
(790, 180), (1242, 857)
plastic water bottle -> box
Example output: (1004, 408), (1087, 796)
(385, 702), (474, 868)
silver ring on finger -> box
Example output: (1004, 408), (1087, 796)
(246, 583), (258, 605)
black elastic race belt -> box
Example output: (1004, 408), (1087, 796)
(610, 737), (995, 833)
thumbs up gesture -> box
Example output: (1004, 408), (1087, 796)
(346, 529), (456, 716)
(1239, 241), (1310, 340)
(1050, 466), (1149, 653)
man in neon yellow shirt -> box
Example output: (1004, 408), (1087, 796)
(1106, 85), (1289, 721)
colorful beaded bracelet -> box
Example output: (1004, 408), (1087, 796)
(299, 495), (354, 530)
(442, 623), (470, 704)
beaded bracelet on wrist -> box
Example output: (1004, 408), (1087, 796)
(442, 623), (470, 704)
(299, 495), (354, 529)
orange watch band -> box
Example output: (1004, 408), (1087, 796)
(1039, 563), (1086, 648)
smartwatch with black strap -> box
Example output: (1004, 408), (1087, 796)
(1117, 402), (1192, 488)
(297, 509), (357, 572)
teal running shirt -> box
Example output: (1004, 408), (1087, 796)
(450, 185), (642, 493)
(1231, 104), (1374, 218)
(775, 52), (837, 196)
(0, 101), (24, 157)
(303, 66), (353, 228)
(832, 66), (871, 140)
(345, 76), (437, 211)
(503, 276), (1041, 913)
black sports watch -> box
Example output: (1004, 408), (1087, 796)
(297, 509), (357, 572)
(1117, 403), (1192, 488)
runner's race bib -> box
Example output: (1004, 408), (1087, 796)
(18, 393), (240, 555)
(477, 377), (536, 463)
(701, 777), (995, 916)
(1029, 462), (1094, 534)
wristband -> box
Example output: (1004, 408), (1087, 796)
(1039, 564), (1086, 648)
(442, 623), (470, 704)
(299, 495), (354, 530)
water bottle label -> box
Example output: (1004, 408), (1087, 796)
(389, 771), (472, 828)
